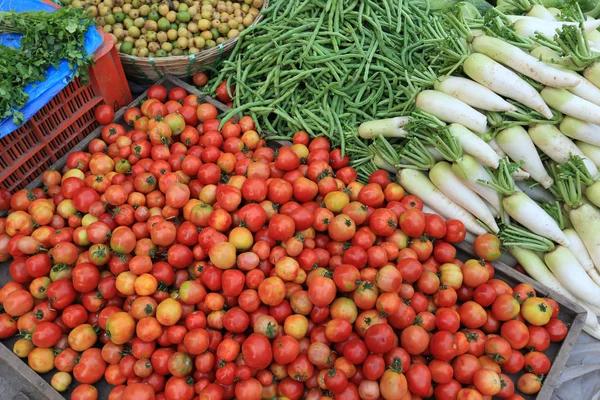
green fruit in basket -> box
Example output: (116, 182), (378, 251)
(105, 14), (116, 25)
(170, 23), (179, 30)
(115, 11), (126, 22)
(177, 11), (191, 23)
(124, 18), (134, 29)
(139, 5), (151, 16)
(148, 11), (160, 21)
(120, 41), (133, 55)
(158, 17), (171, 31)
(156, 49), (168, 57)
(179, 4), (189, 12)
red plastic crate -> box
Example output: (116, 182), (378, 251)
(0, 30), (132, 191)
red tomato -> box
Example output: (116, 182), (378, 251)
(95, 104), (115, 125)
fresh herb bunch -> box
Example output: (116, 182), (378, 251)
(0, 7), (95, 126)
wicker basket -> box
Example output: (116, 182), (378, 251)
(118, 1), (268, 83)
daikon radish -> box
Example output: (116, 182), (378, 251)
(560, 117), (600, 146)
(358, 117), (410, 139)
(471, 36), (580, 88)
(576, 141), (600, 168)
(513, 17), (600, 39)
(429, 162), (499, 233)
(496, 126), (553, 188)
(448, 124), (500, 168)
(463, 54), (553, 119)
(545, 246), (600, 308)
(415, 90), (487, 134)
(433, 76), (515, 112)
(452, 155), (503, 215)
(541, 88), (600, 126)
(564, 228), (600, 285)
(528, 124), (598, 177)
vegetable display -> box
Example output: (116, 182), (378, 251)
(0, 84), (573, 400)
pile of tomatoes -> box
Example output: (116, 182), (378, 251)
(0, 84), (569, 400)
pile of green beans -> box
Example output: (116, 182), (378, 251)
(210, 0), (438, 152)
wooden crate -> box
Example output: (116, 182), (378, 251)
(0, 76), (586, 399)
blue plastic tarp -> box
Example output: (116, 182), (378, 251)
(0, 0), (103, 138)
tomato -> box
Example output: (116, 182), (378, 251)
(473, 233), (501, 261)
(32, 321), (62, 348)
(516, 373), (542, 395)
(463, 260), (490, 288)
(242, 333), (272, 370)
(3, 289), (34, 316)
(429, 359), (453, 384)
(398, 209), (425, 237)
(444, 220), (466, 243)
(74, 348), (106, 384)
(459, 301), (487, 329)
(500, 319), (530, 349)
(485, 336), (512, 364)
(148, 85), (168, 102)
(473, 368), (501, 396)
(523, 351), (551, 375)
(95, 104), (115, 124)
(193, 72), (209, 87)
(197, 104), (218, 122)
(379, 359), (407, 400)
(358, 184), (385, 208)
(429, 331), (456, 361)
(521, 297), (553, 326)
(122, 383), (155, 400)
(165, 376), (195, 400)
(527, 325), (551, 351)
(106, 312), (135, 345)
(492, 293), (520, 321)
(364, 324), (395, 354)
(452, 354), (480, 385)
(405, 363), (432, 397)
(0, 314), (18, 339)
(544, 318), (568, 342)
(308, 276), (336, 307)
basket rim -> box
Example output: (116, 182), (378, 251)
(115, 0), (269, 63)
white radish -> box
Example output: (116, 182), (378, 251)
(563, 228), (600, 285)
(560, 117), (600, 146)
(530, 46), (571, 67)
(424, 146), (446, 162)
(554, 68), (600, 106)
(396, 168), (487, 235)
(584, 62), (600, 89)
(569, 203), (600, 277)
(488, 137), (506, 158)
(515, 181), (556, 203)
(358, 117), (409, 139)
(588, 30), (600, 52)
(373, 155), (397, 173)
(528, 124), (599, 177)
(471, 36), (580, 88)
(463, 54), (553, 119)
(504, 191), (570, 246)
(541, 88), (600, 126)
(415, 90), (487, 134)
(448, 124), (500, 168)
(576, 141), (600, 168)
(509, 246), (600, 322)
(545, 245), (600, 309)
(429, 162), (500, 233)
(496, 126), (553, 188)
(527, 4), (557, 21)
(512, 168), (531, 180)
(451, 154), (503, 215)
(433, 76), (515, 112)
(513, 17), (600, 39)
